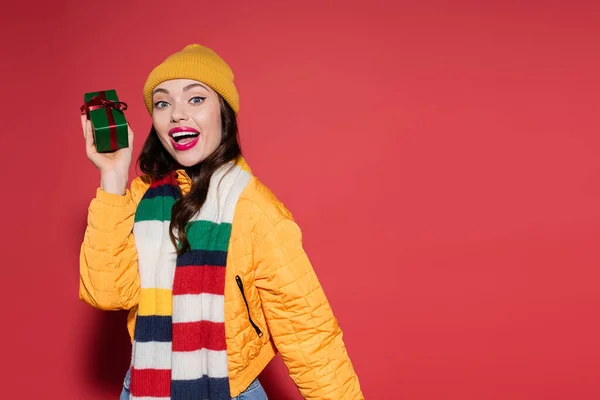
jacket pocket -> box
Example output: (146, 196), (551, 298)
(235, 275), (264, 338)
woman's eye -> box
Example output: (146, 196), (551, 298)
(153, 101), (169, 109)
(190, 96), (206, 105)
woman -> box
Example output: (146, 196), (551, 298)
(79, 44), (363, 400)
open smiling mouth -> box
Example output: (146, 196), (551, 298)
(171, 131), (199, 144)
(168, 127), (201, 151)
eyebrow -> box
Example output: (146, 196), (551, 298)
(153, 83), (210, 96)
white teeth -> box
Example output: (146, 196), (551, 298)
(172, 131), (198, 138)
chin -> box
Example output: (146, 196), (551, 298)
(173, 153), (206, 168)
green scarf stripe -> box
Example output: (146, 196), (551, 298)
(186, 220), (232, 252)
(135, 198), (232, 252)
(135, 196), (177, 222)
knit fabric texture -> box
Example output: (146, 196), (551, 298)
(129, 163), (251, 399)
(143, 44), (239, 115)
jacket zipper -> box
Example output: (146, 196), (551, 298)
(235, 275), (264, 337)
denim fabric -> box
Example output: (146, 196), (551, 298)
(119, 368), (267, 400)
(119, 368), (130, 400)
(231, 378), (268, 400)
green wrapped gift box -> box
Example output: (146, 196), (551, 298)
(81, 89), (129, 153)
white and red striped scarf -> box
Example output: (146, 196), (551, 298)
(129, 163), (251, 399)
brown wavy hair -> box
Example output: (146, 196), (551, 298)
(137, 95), (241, 254)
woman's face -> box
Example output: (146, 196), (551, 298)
(152, 79), (222, 167)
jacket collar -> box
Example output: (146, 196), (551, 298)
(174, 156), (251, 193)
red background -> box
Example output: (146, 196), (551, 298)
(1, 1), (599, 399)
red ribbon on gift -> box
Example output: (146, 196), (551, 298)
(80, 92), (128, 151)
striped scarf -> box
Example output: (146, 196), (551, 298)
(129, 162), (251, 400)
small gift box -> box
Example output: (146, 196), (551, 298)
(81, 89), (129, 153)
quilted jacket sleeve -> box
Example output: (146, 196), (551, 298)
(79, 177), (148, 310)
(254, 218), (364, 399)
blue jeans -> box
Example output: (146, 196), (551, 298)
(119, 369), (130, 400)
(120, 368), (267, 399)
(119, 369), (129, 400)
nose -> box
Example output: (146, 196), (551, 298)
(170, 103), (188, 123)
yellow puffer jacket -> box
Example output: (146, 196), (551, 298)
(79, 159), (363, 399)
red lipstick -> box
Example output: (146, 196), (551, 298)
(168, 127), (200, 151)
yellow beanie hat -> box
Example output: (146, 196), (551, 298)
(143, 44), (239, 115)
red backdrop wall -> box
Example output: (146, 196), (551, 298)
(1, 1), (599, 399)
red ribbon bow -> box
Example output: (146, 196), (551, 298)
(80, 95), (128, 118)
(80, 92), (128, 152)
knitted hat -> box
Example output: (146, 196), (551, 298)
(143, 44), (239, 115)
